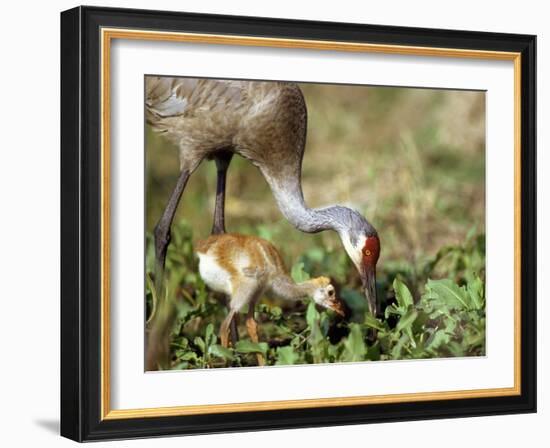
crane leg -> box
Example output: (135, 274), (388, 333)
(211, 151), (237, 344)
(146, 168), (191, 371)
(211, 150), (233, 235)
(153, 168), (191, 295)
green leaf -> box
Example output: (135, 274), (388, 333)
(205, 323), (215, 346)
(269, 306), (282, 319)
(193, 336), (206, 354)
(319, 313), (330, 337)
(275, 346), (299, 365)
(405, 327), (417, 348)
(179, 351), (199, 362)
(172, 337), (189, 350)
(291, 261), (310, 282)
(364, 313), (386, 331)
(305, 247), (325, 263)
(396, 307), (418, 332)
(208, 344), (234, 360)
(425, 329), (451, 352)
(365, 340), (381, 361)
(306, 301), (320, 330)
(234, 340), (268, 356)
(257, 224), (274, 241)
(391, 333), (409, 359)
(306, 302), (325, 362)
(342, 324), (367, 362)
(467, 275), (484, 310)
(327, 342), (343, 361)
(173, 361), (189, 370)
(393, 278), (414, 309)
(385, 303), (404, 319)
(424, 278), (471, 310)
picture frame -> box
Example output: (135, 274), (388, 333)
(60, 5), (536, 442)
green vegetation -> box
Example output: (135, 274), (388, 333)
(145, 83), (486, 369)
(145, 222), (485, 369)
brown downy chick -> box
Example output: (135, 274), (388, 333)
(195, 233), (344, 364)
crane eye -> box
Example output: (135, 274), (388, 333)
(362, 236), (380, 262)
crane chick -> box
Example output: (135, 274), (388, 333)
(195, 233), (344, 365)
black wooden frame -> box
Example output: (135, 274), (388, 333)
(61, 5), (537, 442)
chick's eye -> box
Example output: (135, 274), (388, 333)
(328, 289), (335, 296)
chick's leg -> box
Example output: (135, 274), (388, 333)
(223, 280), (258, 351)
(246, 302), (265, 366)
(220, 309), (237, 348)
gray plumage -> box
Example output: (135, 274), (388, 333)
(145, 76), (377, 244)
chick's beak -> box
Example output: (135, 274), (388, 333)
(361, 264), (378, 316)
(327, 297), (345, 317)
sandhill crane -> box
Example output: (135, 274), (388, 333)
(195, 233), (345, 365)
(145, 77), (380, 369)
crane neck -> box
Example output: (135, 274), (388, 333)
(264, 174), (349, 236)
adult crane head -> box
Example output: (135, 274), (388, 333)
(274, 200), (381, 317)
(339, 209), (380, 317)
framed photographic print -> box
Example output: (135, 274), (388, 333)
(60, 6), (537, 442)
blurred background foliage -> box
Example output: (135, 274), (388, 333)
(145, 82), (486, 369)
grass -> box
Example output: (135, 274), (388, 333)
(144, 82), (486, 370)
(145, 221), (485, 369)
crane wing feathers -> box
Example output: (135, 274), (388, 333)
(146, 77), (245, 123)
(144, 77), (307, 179)
(149, 92), (189, 117)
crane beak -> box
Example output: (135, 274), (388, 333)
(361, 264), (378, 316)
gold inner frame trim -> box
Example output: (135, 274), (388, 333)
(100, 27), (522, 420)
